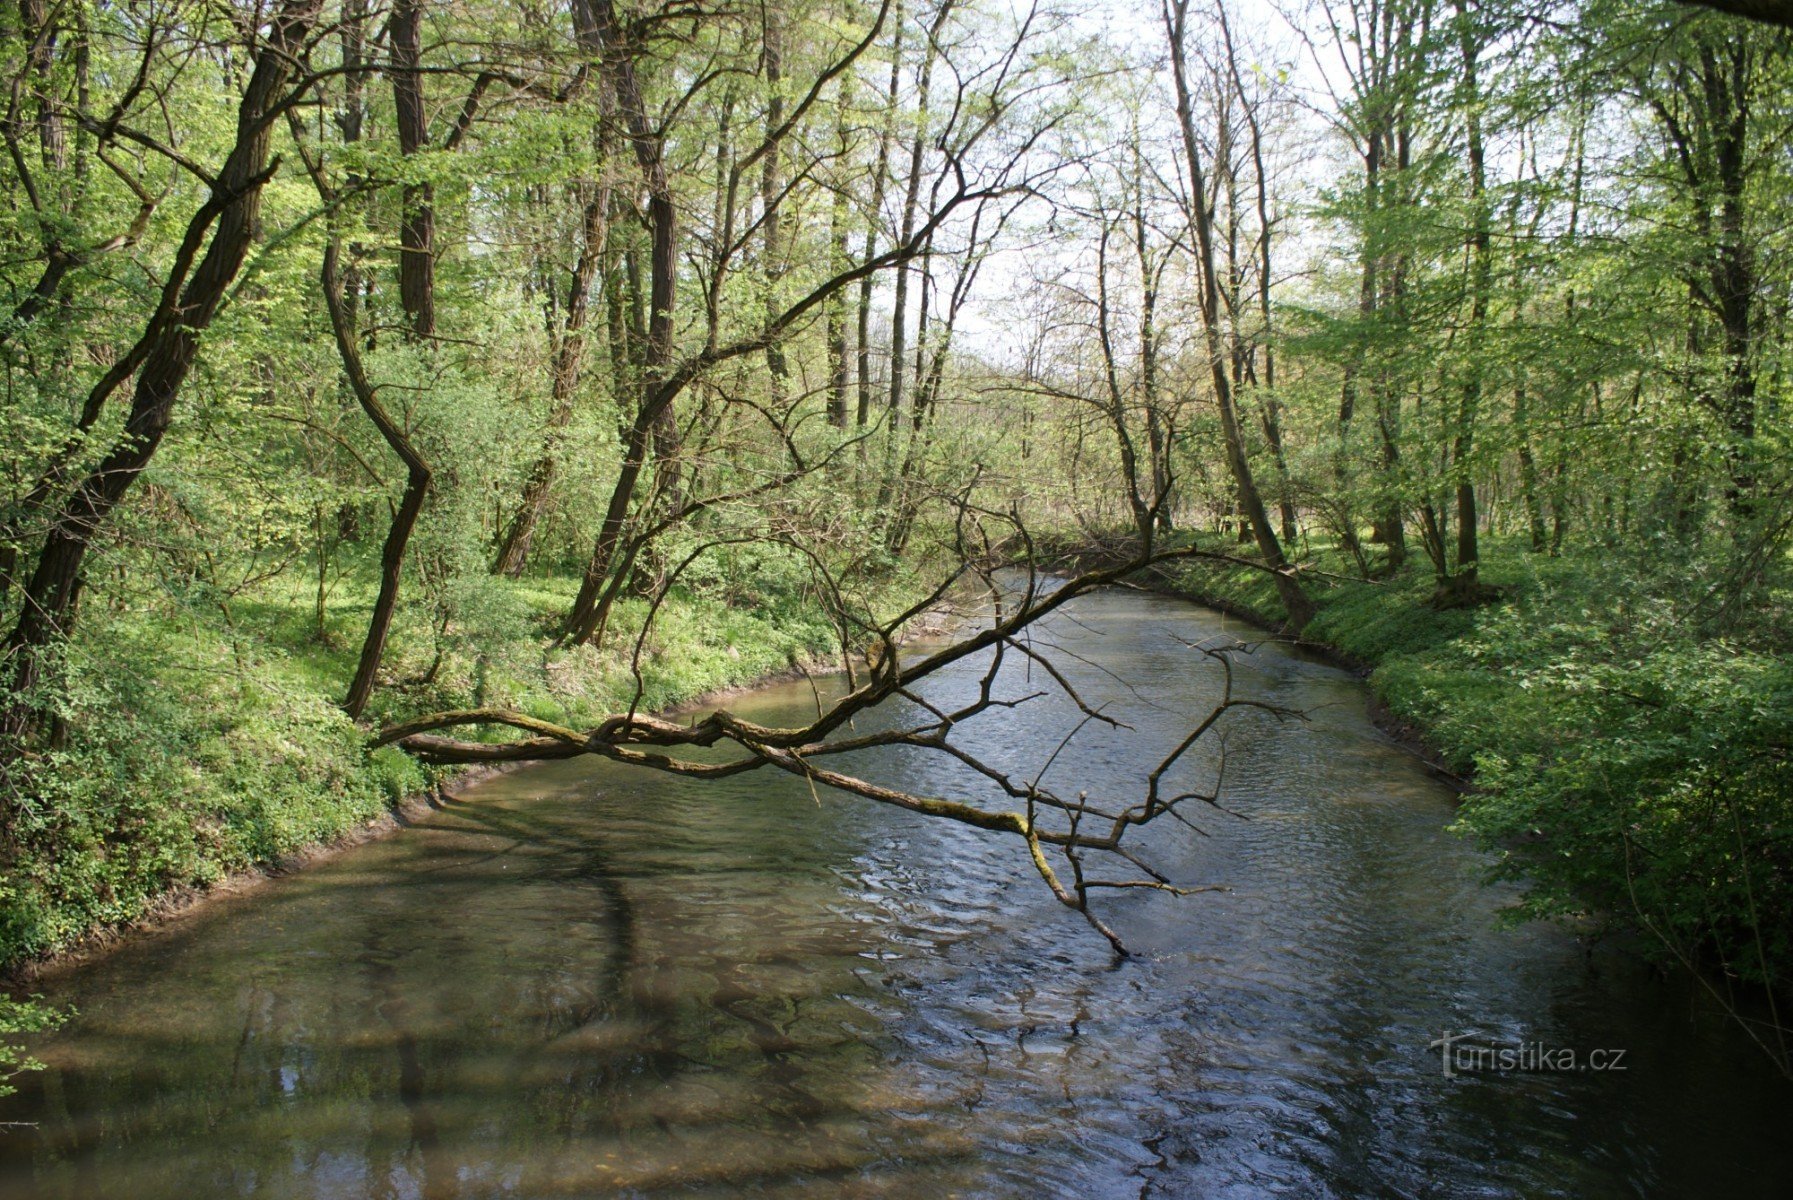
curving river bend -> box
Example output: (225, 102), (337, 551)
(1, 587), (1789, 1198)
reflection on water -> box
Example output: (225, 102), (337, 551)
(1, 589), (1788, 1198)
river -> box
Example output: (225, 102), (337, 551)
(0, 587), (1788, 1197)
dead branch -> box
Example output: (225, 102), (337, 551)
(376, 538), (1305, 954)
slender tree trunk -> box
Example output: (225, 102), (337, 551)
(1711, 42), (1757, 517)
(324, 242), (434, 720)
(855, 0), (905, 470)
(1335, 128), (1380, 573)
(1515, 367), (1547, 552)
(338, 0), (370, 332)
(1219, 8), (1296, 545)
(1372, 122), (1411, 573)
(1445, 0), (1489, 601)
(1095, 221), (1154, 545)
(391, 0), (435, 341)
(1129, 147), (1174, 533)
(564, 0), (678, 645)
(493, 2), (614, 577)
(826, 81), (854, 429)
(760, 7), (790, 400)
(1166, 0), (1312, 628)
(878, 1), (946, 511)
(493, 189), (608, 576)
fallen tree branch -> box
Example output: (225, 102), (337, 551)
(375, 539), (1306, 954)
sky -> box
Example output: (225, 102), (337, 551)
(939, 0), (1348, 364)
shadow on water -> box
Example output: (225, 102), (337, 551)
(0, 588), (1789, 1198)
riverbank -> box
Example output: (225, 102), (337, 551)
(1108, 544), (1488, 776)
(6, 638), (918, 986)
(1, 561), (939, 981)
(1104, 533), (1793, 1012)
(3, 759), (526, 985)
(8, 580), (1789, 1198)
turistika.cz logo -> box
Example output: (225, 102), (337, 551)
(1429, 1031), (1629, 1078)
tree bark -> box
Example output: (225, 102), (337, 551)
(4, 0), (322, 743)
(1165, 0), (1312, 628)
(391, 0), (436, 341)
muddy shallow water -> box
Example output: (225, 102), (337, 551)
(1, 588), (1788, 1198)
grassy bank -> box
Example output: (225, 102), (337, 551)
(1143, 534), (1793, 1003)
(2, 547), (906, 976)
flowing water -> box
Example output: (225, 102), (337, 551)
(1, 588), (1788, 1198)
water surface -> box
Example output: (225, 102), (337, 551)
(2, 588), (1788, 1197)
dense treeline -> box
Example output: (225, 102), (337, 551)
(0, 0), (1787, 1053)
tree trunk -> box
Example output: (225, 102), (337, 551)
(878, 1), (945, 512)
(324, 242), (434, 720)
(1219, 7), (1297, 546)
(1166, 0), (1312, 629)
(4, 0), (321, 744)
(563, 0), (678, 645)
(1444, 0), (1488, 602)
(391, 0), (435, 341)
(493, 191), (607, 576)
(1095, 221), (1154, 545)
(1711, 41), (1757, 516)
(760, 7), (790, 399)
(1131, 178), (1174, 534)
(856, 0), (905, 469)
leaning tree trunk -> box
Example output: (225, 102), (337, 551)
(491, 38), (616, 584)
(1220, 5), (1297, 546)
(3, 0), (321, 748)
(562, 0), (679, 646)
(493, 184), (609, 576)
(322, 241), (434, 720)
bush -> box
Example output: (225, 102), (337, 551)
(1462, 633), (1793, 988)
(0, 996), (64, 1098)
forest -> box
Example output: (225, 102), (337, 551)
(0, 0), (1790, 1088)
